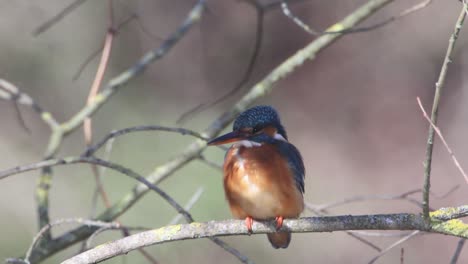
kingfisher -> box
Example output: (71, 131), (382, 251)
(208, 105), (305, 249)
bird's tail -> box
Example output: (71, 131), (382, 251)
(267, 232), (291, 249)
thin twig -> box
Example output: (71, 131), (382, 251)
(368, 231), (420, 264)
(72, 13), (139, 81)
(24, 218), (121, 264)
(33, 0), (89, 36)
(305, 203), (382, 252)
(197, 155), (223, 170)
(306, 185), (460, 214)
(347, 231), (415, 237)
(83, 125), (207, 157)
(422, 4), (467, 221)
(86, 137), (115, 224)
(450, 238), (466, 264)
(400, 247), (404, 264)
(176, 0), (266, 124)
(83, 0), (115, 215)
(307, 188), (424, 212)
(311, 195), (423, 210)
(417, 97), (468, 184)
(0, 79), (59, 129)
(169, 187), (204, 225)
(281, 0), (432, 35)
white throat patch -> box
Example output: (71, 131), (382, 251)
(274, 132), (287, 142)
(233, 140), (262, 148)
(232, 132), (286, 148)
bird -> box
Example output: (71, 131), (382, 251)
(207, 105), (305, 249)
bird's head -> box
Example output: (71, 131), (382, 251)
(207, 105), (287, 146)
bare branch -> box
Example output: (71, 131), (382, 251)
(169, 187), (205, 225)
(0, 79), (59, 129)
(25, 218), (121, 264)
(72, 13), (140, 81)
(400, 248), (405, 264)
(281, 0), (432, 35)
(347, 231), (415, 238)
(61, 211), (467, 264)
(33, 0), (89, 36)
(83, 125), (207, 157)
(82, 0), (115, 224)
(422, 2), (467, 220)
(306, 190), (425, 211)
(305, 185), (462, 213)
(450, 238), (466, 264)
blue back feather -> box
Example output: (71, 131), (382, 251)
(277, 141), (305, 193)
(249, 133), (305, 193)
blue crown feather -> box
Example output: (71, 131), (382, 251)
(233, 105), (288, 140)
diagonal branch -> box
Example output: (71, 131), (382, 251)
(450, 238), (466, 264)
(33, 0), (89, 36)
(281, 0), (432, 35)
(417, 97), (468, 184)
(0, 79), (59, 130)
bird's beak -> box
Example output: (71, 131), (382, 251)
(207, 131), (248, 146)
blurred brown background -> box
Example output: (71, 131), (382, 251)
(0, 0), (467, 263)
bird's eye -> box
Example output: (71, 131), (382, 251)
(252, 126), (262, 134)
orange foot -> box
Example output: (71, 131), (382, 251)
(275, 216), (284, 230)
(245, 216), (253, 234)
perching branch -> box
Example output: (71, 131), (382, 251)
(62, 208), (468, 264)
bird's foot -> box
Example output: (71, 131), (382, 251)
(245, 216), (253, 234)
(275, 216), (284, 231)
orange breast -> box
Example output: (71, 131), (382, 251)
(223, 144), (304, 220)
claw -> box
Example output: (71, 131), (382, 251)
(275, 216), (284, 230)
(245, 216), (253, 234)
